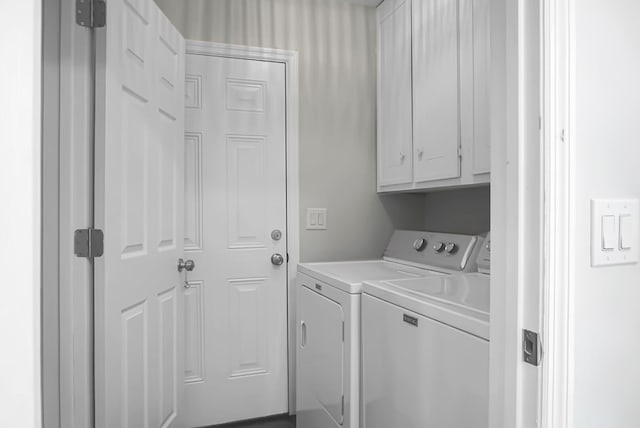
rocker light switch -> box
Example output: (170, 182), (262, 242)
(306, 208), (327, 230)
(620, 215), (634, 250)
(602, 216), (616, 250)
(591, 199), (639, 267)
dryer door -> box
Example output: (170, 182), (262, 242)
(297, 285), (345, 426)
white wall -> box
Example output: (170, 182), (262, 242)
(571, 1), (640, 426)
(155, 0), (425, 262)
(0, 1), (42, 427)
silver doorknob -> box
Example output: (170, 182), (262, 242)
(271, 253), (285, 266)
(177, 258), (195, 272)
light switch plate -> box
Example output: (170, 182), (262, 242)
(591, 199), (639, 267)
(306, 208), (327, 230)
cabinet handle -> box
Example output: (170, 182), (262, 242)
(300, 321), (307, 348)
(399, 152), (406, 162)
(417, 148), (424, 158)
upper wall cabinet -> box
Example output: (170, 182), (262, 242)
(376, 0), (492, 192)
(377, 0), (413, 187)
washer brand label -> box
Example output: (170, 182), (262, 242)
(403, 314), (418, 327)
(315, 284), (322, 291)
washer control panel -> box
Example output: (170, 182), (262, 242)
(384, 230), (480, 272)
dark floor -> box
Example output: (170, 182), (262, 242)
(203, 414), (296, 428)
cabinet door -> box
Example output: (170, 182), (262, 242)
(472, 0), (491, 175)
(460, 0), (491, 179)
(377, 0), (413, 187)
(362, 294), (489, 428)
(412, 0), (461, 183)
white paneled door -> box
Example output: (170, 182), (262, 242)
(183, 54), (289, 427)
(93, 1), (186, 427)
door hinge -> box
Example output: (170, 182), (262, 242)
(76, 0), (106, 28)
(523, 329), (541, 366)
(341, 395), (345, 416)
(342, 322), (345, 342)
(286, 253), (290, 263)
(74, 228), (104, 259)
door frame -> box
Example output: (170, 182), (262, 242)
(492, 0), (573, 427)
(47, 3), (578, 426)
(489, 0), (549, 426)
(540, 0), (573, 426)
(57, 0), (95, 427)
(184, 39), (301, 415)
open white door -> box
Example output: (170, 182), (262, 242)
(94, 1), (185, 427)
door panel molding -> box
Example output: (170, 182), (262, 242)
(183, 280), (206, 384)
(184, 132), (203, 252)
(184, 40), (300, 416)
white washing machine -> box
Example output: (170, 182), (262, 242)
(295, 230), (481, 428)
(360, 234), (491, 428)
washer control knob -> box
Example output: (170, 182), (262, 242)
(432, 241), (445, 253)
(413, 238), (427, 252)
(444, 242), (457, 254)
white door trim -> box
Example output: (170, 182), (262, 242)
(540, 0), (573, 426)
(185, 40), (300, 414)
